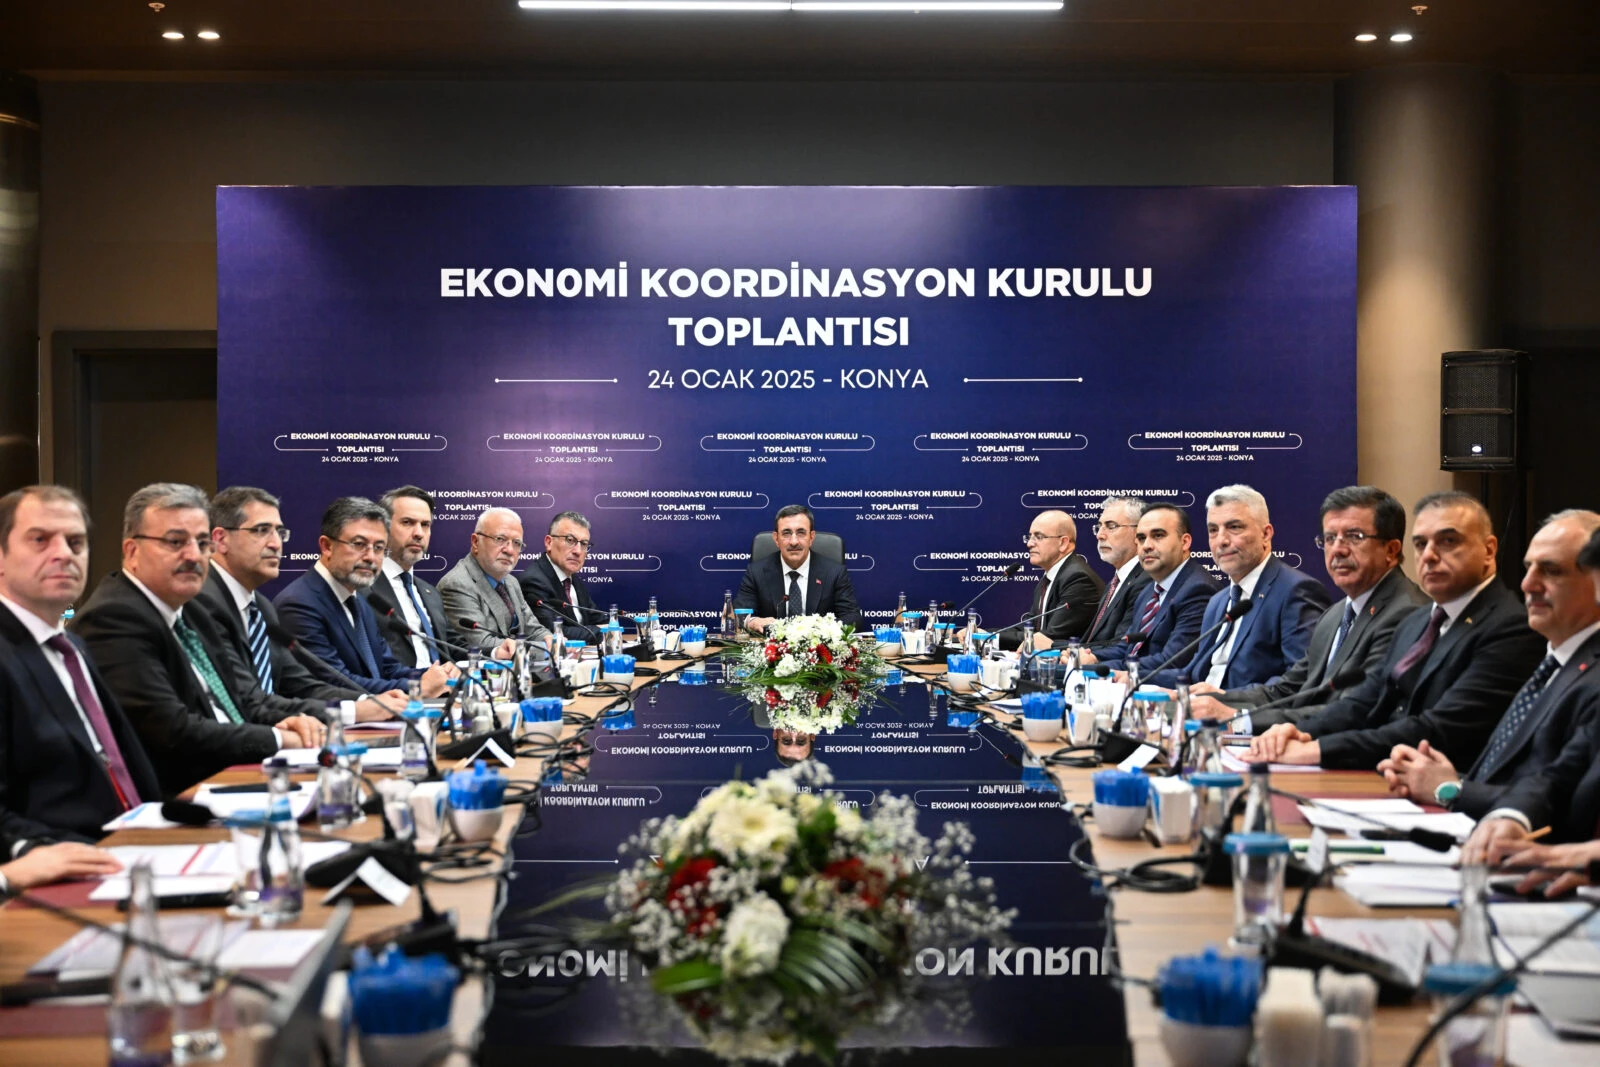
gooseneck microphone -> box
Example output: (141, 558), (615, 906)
(1138, 596), (1254, 681)
(1204, 663), (1369, 733)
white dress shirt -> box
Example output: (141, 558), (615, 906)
(382, 557), (431, 664)
(781, 554), (813, 614)
(0, 592), (104, 760)
(1205, 554), (1272, 686)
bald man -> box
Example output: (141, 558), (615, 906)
(997, 510), (1104, 650)
(437, 507), (550, 656)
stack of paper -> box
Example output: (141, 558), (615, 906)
(1334, 864), (1461, 907)
(101, 783), (318, 832)
(1298, 801), (1475, 842)
(1490, 902), (1600, 975)
(1220, 746), (1325, 774)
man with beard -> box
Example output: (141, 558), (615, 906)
(73, 483), (326, 794)
(275, 497), (457, 696)
(366, 486), (460, 666)
(1071, 496), (1153, 659)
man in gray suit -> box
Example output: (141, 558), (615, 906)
(1188, 486), (1427, 730)
(438, 507), (550, 657)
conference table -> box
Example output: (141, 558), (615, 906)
(0, 648), (1448, 1066)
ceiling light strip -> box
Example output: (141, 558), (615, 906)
(519, 0), (1063, 10)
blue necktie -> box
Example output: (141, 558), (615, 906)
(1472, 655), (1560, 778)
(246, 600), (274, 694)
(345, 597), (381, 677)
(400, 571), (438, 663)
(1325, 601), (1357, 670)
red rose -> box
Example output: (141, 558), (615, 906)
(818, 689), (833, 707)
(668, 856), (717, 892)
(766, 643), (781, 665)
(766, 687), (781, 707)
(816, 642), (833, 664)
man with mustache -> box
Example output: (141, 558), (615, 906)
(0, 485), (161, 851)
(274, 497), (457, 695)
(194, 486), (398, 718)
(1186, 486), (1426, 728)
(73, 483), (327, 794)
(365, 486), (459, 667)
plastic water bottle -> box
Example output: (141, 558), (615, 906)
(401, 681), (431, 782)
(647, 596), (659, 633)
(316, 719), (356, 832)
(260, 758), (304, 927)
(608, 603), (619, 629)
(1019, 622), (1035, 677)
(1241, 762), (1276, 835)
(108, 861), (173, 1066)
(964, 610), (978, 652)
(926, 600), (940, 639)
(550, 616), (565, 654)
(720, 590), (735, 638)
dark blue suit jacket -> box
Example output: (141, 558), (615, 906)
(273, 571), (424, 694)
(734, 552), (862, 629)
(1103, 559), (1222, 672)
(1151, 555), (1332, 689)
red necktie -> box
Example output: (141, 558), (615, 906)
(1090, 573), (1120, 636)
(1391, 605), (1447, 680)
(45, 633), (141, 811)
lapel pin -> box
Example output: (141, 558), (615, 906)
(1465, 617), (1473, 625)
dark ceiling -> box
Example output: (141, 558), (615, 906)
(5, 0), (1599, 80)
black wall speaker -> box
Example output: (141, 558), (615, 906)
(1441, 350), (1526, 471)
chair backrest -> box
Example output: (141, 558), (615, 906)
(750, 530), (845, 566)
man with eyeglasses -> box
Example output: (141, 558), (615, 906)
(1064, 496), (1153, 654)
(1186, 486), (1426, 730)
(365, 486), (459, 668)
(1251, 490), (1545, 769)
(991, 510), (1102, 651)
(275, 497), (458, 696)
(195, 486), (400, 719)
(519, 510), (603, 644)
(439, 507), (550, 656)
(73, 483), (329, 793)
(734, 504), (861, 633)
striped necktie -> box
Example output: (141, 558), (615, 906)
(1138, 585), (1163, 631)
(246, 600), (274, 694)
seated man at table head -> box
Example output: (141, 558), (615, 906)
(1188, 486), (1426, 728)
(72, 483), (327, 795)
(1250, 490), (1545, 769)
(1143, 484), (1331, 689)
(364, 485), (459, 669)
(1095, 503), (1222, 673)
(735, 504), (862, 634)
(438, 507), (550, 657)
(1065, 496), (1152, 655)
(197, 486), (396, 719)
(273, 496), (456, 697)
(1379, 509), (1600, 815)
(519, 510), (603, 645)
(996, 510), (1103, 651)
(0, 485), (161, 850)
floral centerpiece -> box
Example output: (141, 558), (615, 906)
(546, 762), (1013, 1064)
(722, 614), (890, 734)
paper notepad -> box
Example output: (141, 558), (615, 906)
(1335, 864), (1461, 907)
(1490, 902), (1600, 975)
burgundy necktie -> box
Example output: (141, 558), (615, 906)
(493, 581), (520, 634)
(1391, 605), (1447, 681)
(1090, 573), (1120, 636)
(1138, 586), (1163, 631)
(562, 578), (574, 611)
(45, 633), (141, 811)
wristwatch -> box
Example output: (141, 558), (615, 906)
(1433, 779), (1463, 806)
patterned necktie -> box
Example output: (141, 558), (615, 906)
(246, 600), (274, 694)
(1472, 654), (1560, 778)
(1089, 573), (1120, 637)
(400, 571), (438, 663)
(492, 580), (520, 634)
(1138, 585), (1163, 632)
(173, 616), (244, 723)
(787, 570), (802, 616)
(344, 597), (381, 676)
(562, 577), (574, 611)
(1325, 601), (1358, 670)
(44, 634), (141, 810)
(1391, 605), (1447, 681)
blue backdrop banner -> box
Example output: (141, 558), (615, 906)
(217, 185), (1356, 628)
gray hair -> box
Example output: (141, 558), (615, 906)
(123, 482), (210, 539)
(1206, 484), (1270, 525)
(320, 496), (390, 541)
(548, 510), (590, 534)
(1539, 509), (1600, 535)
(1102, 496), (1147, 522)
(474, 507), (522, 533)
(210, 486), (280, 532)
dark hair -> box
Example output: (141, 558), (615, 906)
(1579, 526), (1600, 571)
(774, 504), (815, 532)
(0, 485), (91, 547)
(1414, 490), (1494, 535)
(379, 485), (434, 515)
(548, 510), (590, 534)
(1320, 485), (1407, 543)
(210, 486), (281, 531)
(320, 496), (390, 541)
(1141, 504), (1191, 538)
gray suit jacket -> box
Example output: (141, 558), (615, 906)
(1223, 567), (1428, 728)
(437, 554), (551, 653)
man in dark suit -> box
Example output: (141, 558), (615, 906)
(0, 485), (162, 851)
(196, 486), (399, 719)
(519, 509), (603, 644)
(735, 504), (862, 632)
(1146, 485), (1332, 689)
(996, 510), (1103, 650)
(1064, 496), (1152, 654)
(72, 483), (327, 795)
(1189, 486), (1428, 729)
(365, 486), (459, 667)
(275, 497), (456, 696)
(1090, 504), (1221, 672)
(1378, 510), (1600, 816)
(1253, 491), (1547, 770)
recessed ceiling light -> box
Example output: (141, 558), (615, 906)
(1390, 32), (1414, 43)
(161, 30), (184, 40)
(1354, 33), (1377, 43)
(197, 29), (221, 40)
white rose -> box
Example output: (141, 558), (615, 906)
(707, 795), (798, 865)
(719, 893), (790, 977)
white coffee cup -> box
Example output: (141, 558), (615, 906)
(681, 638), (706, 656)
(947, 671), (978, 693)
(1022, 716), (1062, 743)
(450, 805), (504, 844)
(1067, 702), (1097, 743)
(980, 658), (1015, 691)
(570, 659), (599, 688)
(1150, 778), (1197, 844)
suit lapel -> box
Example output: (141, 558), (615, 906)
(1413, 588), (1500, 692)
(1227, 557), (1279, 660)
(3, 619), (108, 772)
(1500, 634), (1600, 765)
(310, 572), (370, 675)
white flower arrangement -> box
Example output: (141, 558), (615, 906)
(722, 613), (891, 736)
